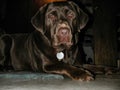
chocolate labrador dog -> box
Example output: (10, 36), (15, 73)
(0, 1), (94, 81)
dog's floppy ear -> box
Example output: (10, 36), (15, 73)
(31, 4), (48, 34)
(78, 8), (88, 30)
(69, 1), (89, 31)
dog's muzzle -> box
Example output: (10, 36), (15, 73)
(58, 27), (70, 43)
(53, 23), (73, 48)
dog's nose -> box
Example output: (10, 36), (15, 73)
(61, 29), (68, 35)
(59, 29), (69, 36)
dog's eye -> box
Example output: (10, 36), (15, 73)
(67, 11), (75, 19)
(48, 14), (56, 21)
(48, 13), (57, 24)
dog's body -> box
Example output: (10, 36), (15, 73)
(0, 1), (94, 81)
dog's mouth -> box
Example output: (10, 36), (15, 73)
(52, 23), (73, 49)
(57, 27), (70, 43)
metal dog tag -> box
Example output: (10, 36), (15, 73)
(56, 52), (64, 61)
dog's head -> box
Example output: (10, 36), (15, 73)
(31, 1), (88, 51)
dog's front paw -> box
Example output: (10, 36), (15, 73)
(68, 68), (94, 81)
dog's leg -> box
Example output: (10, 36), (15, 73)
(43, 62), (94, 81)
(83, 64), (119, 75)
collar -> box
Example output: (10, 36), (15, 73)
(56, 51), (64, 61)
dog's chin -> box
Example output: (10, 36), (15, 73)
(52, 38), (72, 51)
(53, 45), (71, 52)
(52, 40), (73, 52)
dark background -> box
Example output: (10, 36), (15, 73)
(0, 0), (120, 66)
